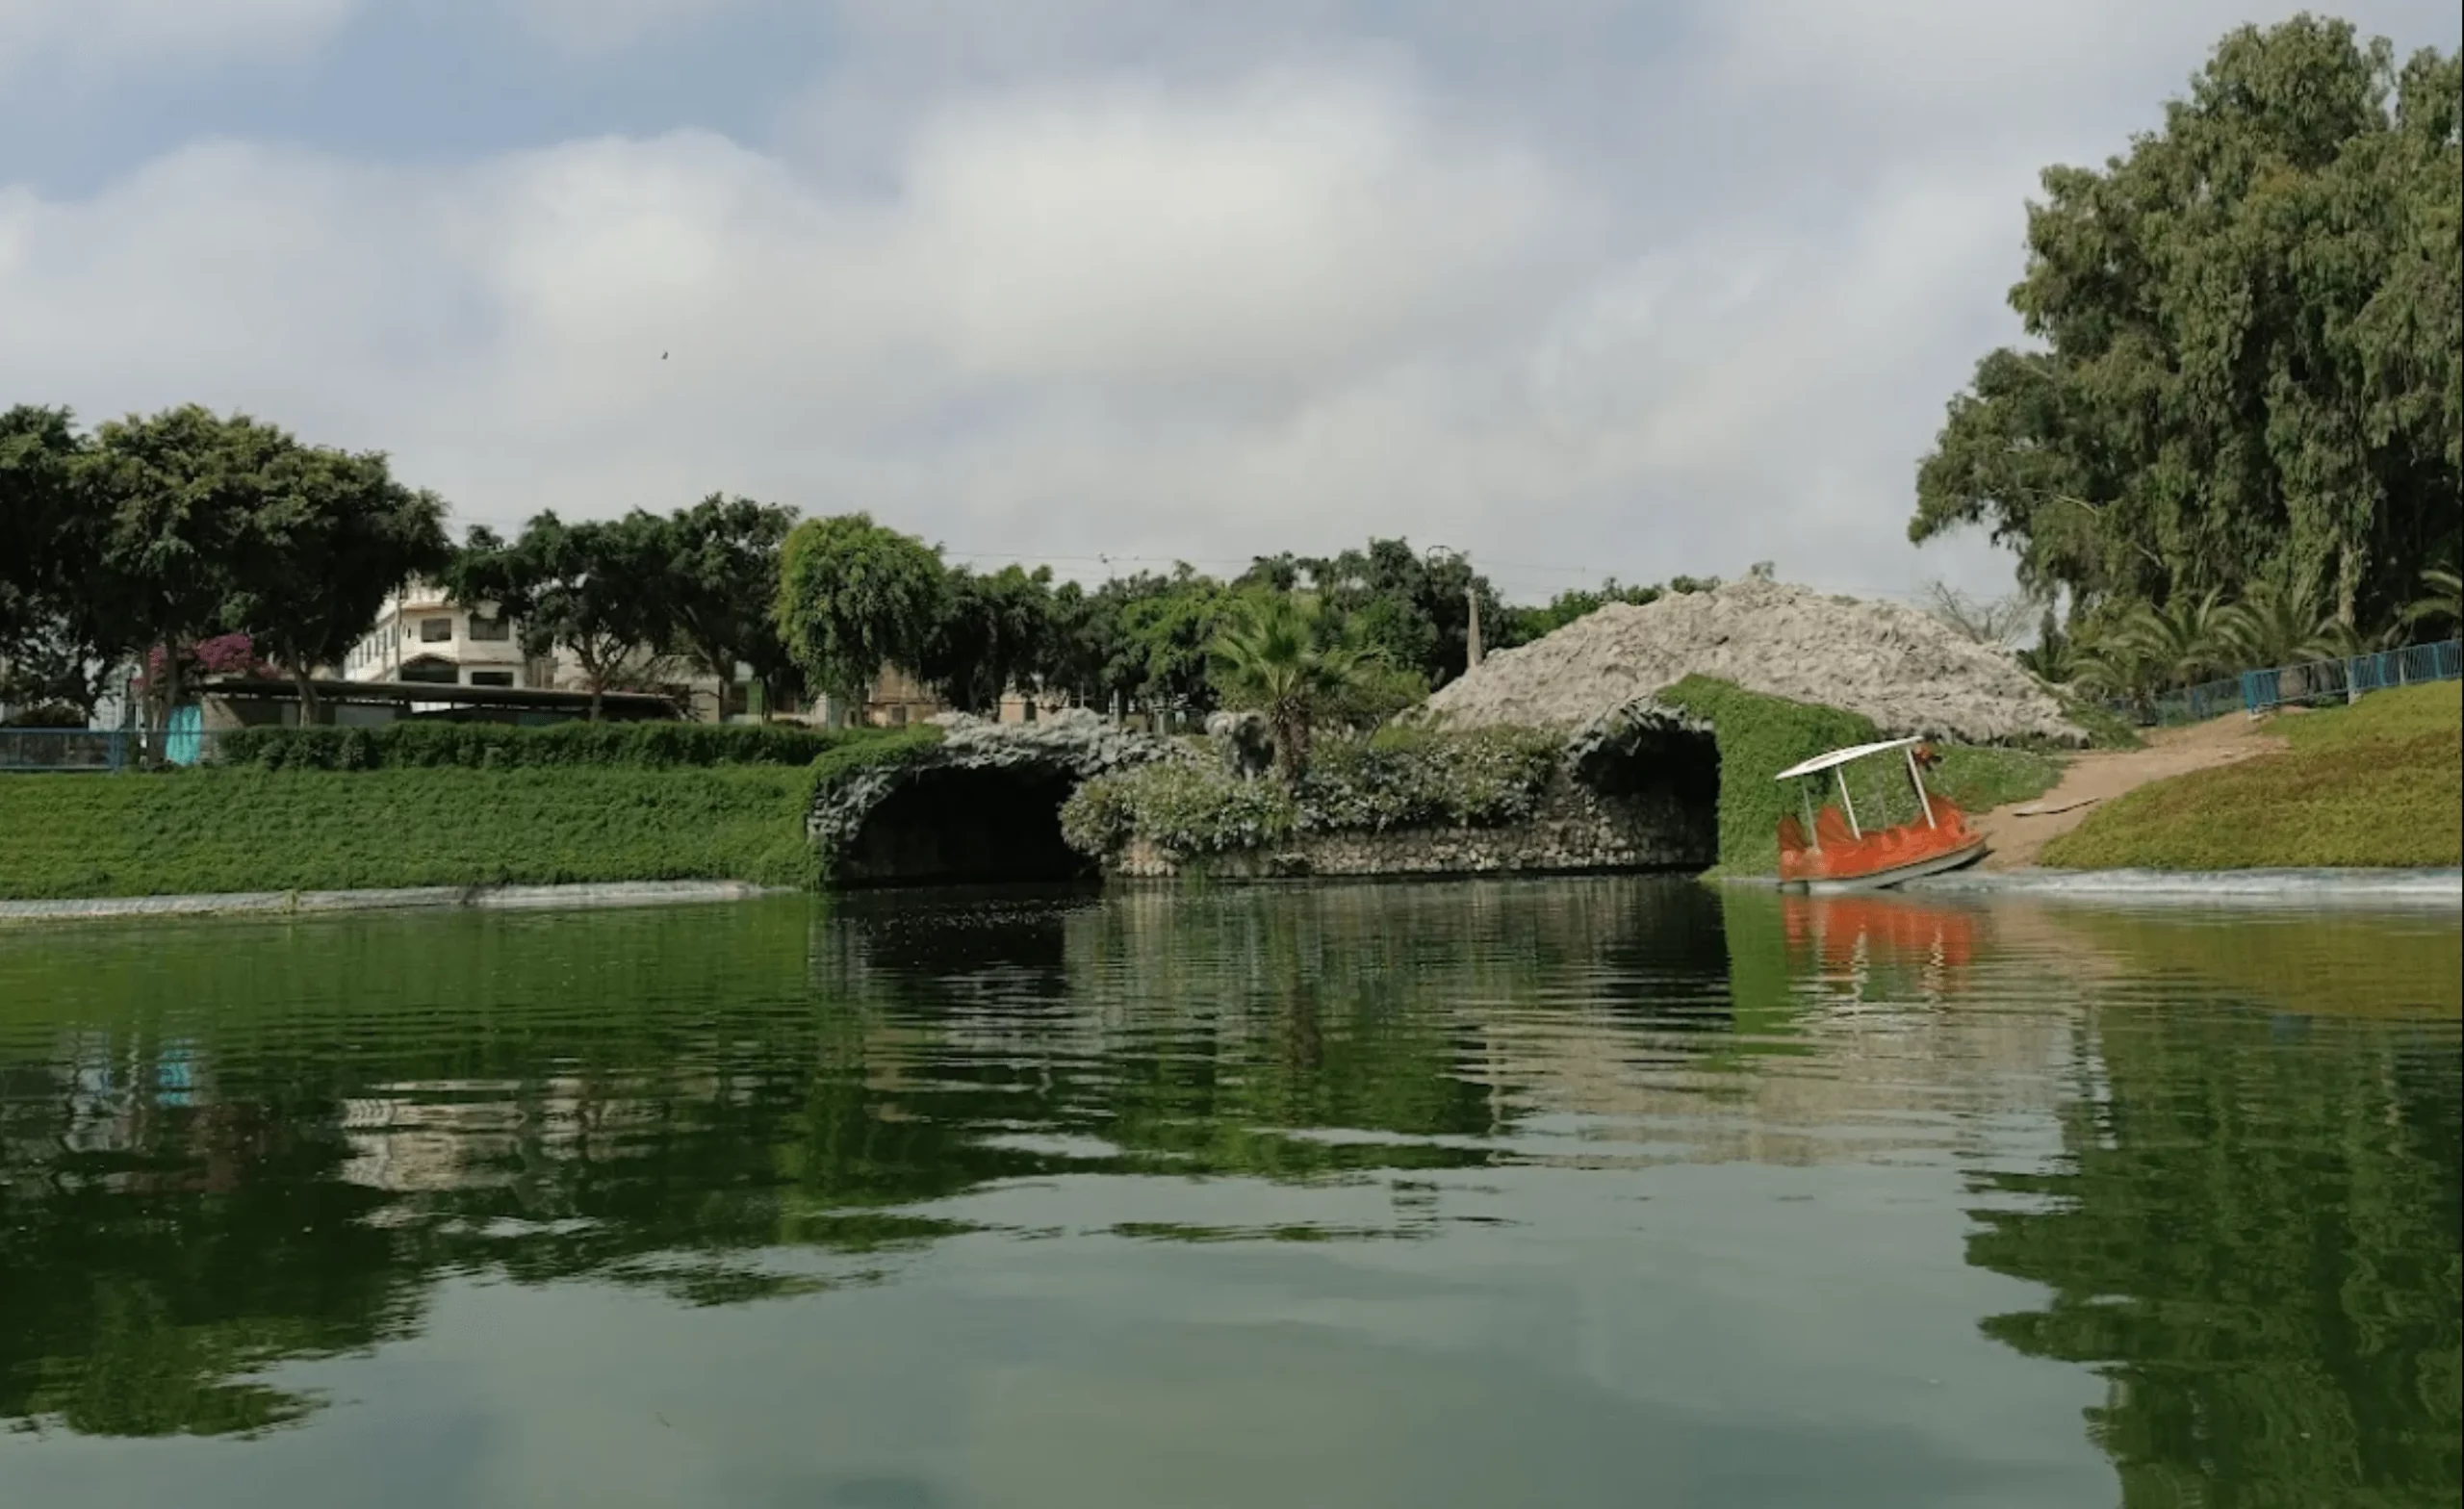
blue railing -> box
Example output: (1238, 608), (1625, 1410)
(2241, 638), (2461, 715)
(0, 728), (235, 772)
(2148, 677), (2246, 727)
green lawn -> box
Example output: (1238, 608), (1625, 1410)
(0, 766), (819, 900)
(1927, 743), (2066, 816)
(2041, 683), (2462, 870)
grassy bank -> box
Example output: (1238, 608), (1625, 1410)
(0, 766), (820, 900)
(1655, 677), (2063, 874)
(2042, 683), (2462, 870)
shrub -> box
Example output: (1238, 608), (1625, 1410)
(1060, 726), (1562, 860)
(1296, 727), (1563, 832)
(1061, 762), (1298, 858)
(218, 720), (875, 772)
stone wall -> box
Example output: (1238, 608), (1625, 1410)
(1112, 777), (1714, 882)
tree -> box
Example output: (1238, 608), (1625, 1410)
(222, 448), (451, 725)
(1208, 592), (1384, 782)
(1502, 579), (1663, 647)
(1911, 18), (2462, 635)
(2219, 580), (2352, 670)
(448, 511), (673, 721)
(2071, 589), (2241, 703)
(1117, 569), (1238, 719)
(663, 494), (799, 722)
(1, 406), (134, 724)
(1246, 539), (1505, 688)
(921, 564), (1056, 715)
(82, 407), (271, 728)
(1919, 581), (2037, 650)
(772, 513), (945, 722)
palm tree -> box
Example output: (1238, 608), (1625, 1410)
(2219, 580), (2350, 671)
(2123, 588), (2238, 688)
(2402, 568), (2462, 639)
(1209, 593), (1382, 783)
(2068, 588), (2238, 706)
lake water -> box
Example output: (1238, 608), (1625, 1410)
(1, 880), (2456, 1508)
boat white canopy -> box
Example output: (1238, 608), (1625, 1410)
(1772, 736), (1924, 781)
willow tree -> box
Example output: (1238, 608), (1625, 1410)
(1912, 16), (2462, 632)
(772, 513), (946, 723)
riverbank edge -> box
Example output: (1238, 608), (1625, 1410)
(0, 879), (790, 926)
(1898, 866), (2462, 906)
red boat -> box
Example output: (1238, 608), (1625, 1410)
(1773, 737), (1988, 891)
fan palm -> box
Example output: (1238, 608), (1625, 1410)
(1209, 593), (1383, 783)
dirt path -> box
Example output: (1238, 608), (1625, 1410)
(1973, 713), (2290, 870)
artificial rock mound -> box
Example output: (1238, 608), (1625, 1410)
(1425, 579), (2086, 746)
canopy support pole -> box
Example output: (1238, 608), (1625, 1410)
(1835, 768), (1861, 839)
(1905, 748), (1938, 829)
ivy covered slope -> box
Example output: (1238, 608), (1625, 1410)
(1061, 727), (1563, 859)
(0, 767), (819, 900)
(0, 723), (912, 902)
(2042, 683), (2462, 870)
(1655, 677), (2063, 876)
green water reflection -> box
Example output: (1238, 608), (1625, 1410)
(0, 882), (2455, 1508)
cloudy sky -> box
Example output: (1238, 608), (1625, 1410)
(3, 1), (2455, 605)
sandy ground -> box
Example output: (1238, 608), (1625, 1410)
(1972, 712), (2291, 870)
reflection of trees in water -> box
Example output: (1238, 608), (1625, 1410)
(17, 885), (2437, 1459)
(1967, 999), (2463, 1505)
(0, 885), (1733, 1438)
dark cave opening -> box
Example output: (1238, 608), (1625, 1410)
(1574, 721), (1724, 867)
(838, 766), (1094, 887)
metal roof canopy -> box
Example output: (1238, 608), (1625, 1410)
(197, 676), (682, 717)
(1772, 736), (1924, 781)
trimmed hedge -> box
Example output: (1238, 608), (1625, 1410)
(0, 766), (821, 900)
(218, 720), (876, 772)
(1060, 727), (1565, 860)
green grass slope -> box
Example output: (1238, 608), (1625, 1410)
(1655, 677), (2064, 874)
(0, 767), (819, 900)
(2041, 683), (2462, 870)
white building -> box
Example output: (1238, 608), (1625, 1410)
(336, 581), (535, 689)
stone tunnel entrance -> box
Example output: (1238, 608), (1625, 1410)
(836, 765), (1095, 887)
(1569, 715), (1723, 869)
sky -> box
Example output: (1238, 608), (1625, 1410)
(3, 1), (2456, 607)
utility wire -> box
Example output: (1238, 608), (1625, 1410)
(937, 547), (1927, 601)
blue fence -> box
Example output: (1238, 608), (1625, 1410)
(0, 728), (235, 772)
(2240, 638), (2462, 715)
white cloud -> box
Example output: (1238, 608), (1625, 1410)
(4, 0), (2458, 602)
(513, 0), (753, 53)
(0, 0), (355, 78)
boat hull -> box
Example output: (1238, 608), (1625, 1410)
(1784, 838), (1989, 894)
